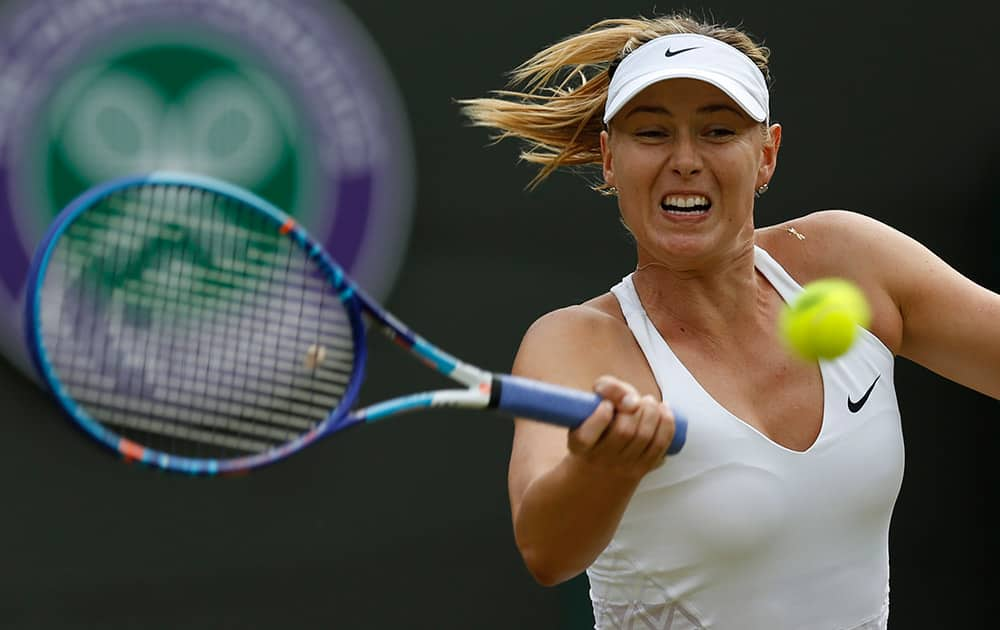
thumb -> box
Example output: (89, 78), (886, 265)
(593, 375), (640, 411)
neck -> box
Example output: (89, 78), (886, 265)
(631, 240), (770, 340)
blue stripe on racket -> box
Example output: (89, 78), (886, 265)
(24, 172), (687, 475)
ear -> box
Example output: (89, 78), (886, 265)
(600, 129), (615, 188)
(757, 123), (782, 188)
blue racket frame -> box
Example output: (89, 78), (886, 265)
(26, 172), (687, 475)
(26, 173), (375, 474)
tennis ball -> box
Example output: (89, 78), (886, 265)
(779, 278), (871, 360)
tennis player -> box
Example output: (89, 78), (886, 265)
(460, 13), (999, 629)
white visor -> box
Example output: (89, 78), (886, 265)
(604, 33), (769, 124)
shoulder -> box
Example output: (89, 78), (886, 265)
(757, 209), (908, 282)
(519, 295), (632, 357)
(757, 209), (916, 353)
(512, 293), (644, 388)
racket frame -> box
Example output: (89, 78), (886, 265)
(26, 173), (496, 474)
(26, 172), (685, 475)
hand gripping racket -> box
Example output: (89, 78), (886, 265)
(25, 172), (687, 474)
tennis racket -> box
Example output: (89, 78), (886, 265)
(25, 172), (687, 475)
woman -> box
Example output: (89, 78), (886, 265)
(460, 13), (999, 630)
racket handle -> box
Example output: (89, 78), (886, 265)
(492, 375), (687, 455)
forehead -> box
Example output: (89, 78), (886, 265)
(623, 78), (746, 116)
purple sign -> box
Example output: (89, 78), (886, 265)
(0, 0), (415, 382)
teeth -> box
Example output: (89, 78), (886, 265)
(662, 194), (709, 208)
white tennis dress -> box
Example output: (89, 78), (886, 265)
(588, 245), (904, 630)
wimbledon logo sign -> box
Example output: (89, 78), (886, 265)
(0, 0), (416, 382)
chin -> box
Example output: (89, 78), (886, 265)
(656, 233), (715, 257)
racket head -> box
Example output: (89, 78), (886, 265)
(25, 172), (369, 474)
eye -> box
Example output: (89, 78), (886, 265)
(705, 127), (736, 139)
(635, 129), (669, 139)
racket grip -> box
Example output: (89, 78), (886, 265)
(492, 375), (687, 455)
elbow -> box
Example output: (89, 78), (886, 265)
(527, 565), (565, 588)
(517, 542), (580, 587)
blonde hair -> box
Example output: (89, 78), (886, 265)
(458, 14), (772, 190)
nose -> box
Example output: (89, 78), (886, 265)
(669, 133), (703, 177)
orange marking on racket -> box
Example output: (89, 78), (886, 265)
(391, 335), (413, 349)
(119, 438), (145, 462)
(279, 219), (296, 234)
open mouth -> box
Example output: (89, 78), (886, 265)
(660, 194), (711, 215)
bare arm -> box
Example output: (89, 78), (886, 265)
(508, 305), (679, 586)
(773, 210), (1000, 399)
(890, 234), (1000, 399)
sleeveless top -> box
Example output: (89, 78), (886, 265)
(587, 245), (904, 630)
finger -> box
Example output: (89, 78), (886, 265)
(567, 399), (615, 454)
(592, 394), (657, 459)
(588, 406), (638, 459)
(618, 395), (662, 460)
(641, 402), (677, 467)
(593, 375), (641, 412)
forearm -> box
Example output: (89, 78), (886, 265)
(513, 454), (642, 586)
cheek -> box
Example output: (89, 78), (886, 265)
(612, 145), (662, 190)
(715, 150), (761, 192)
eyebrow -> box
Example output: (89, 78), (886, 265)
(624, 103), (745, 118)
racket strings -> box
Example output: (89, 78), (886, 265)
(40, 184), (357, 459)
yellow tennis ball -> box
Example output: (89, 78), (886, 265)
(780, 278), (871, 360)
